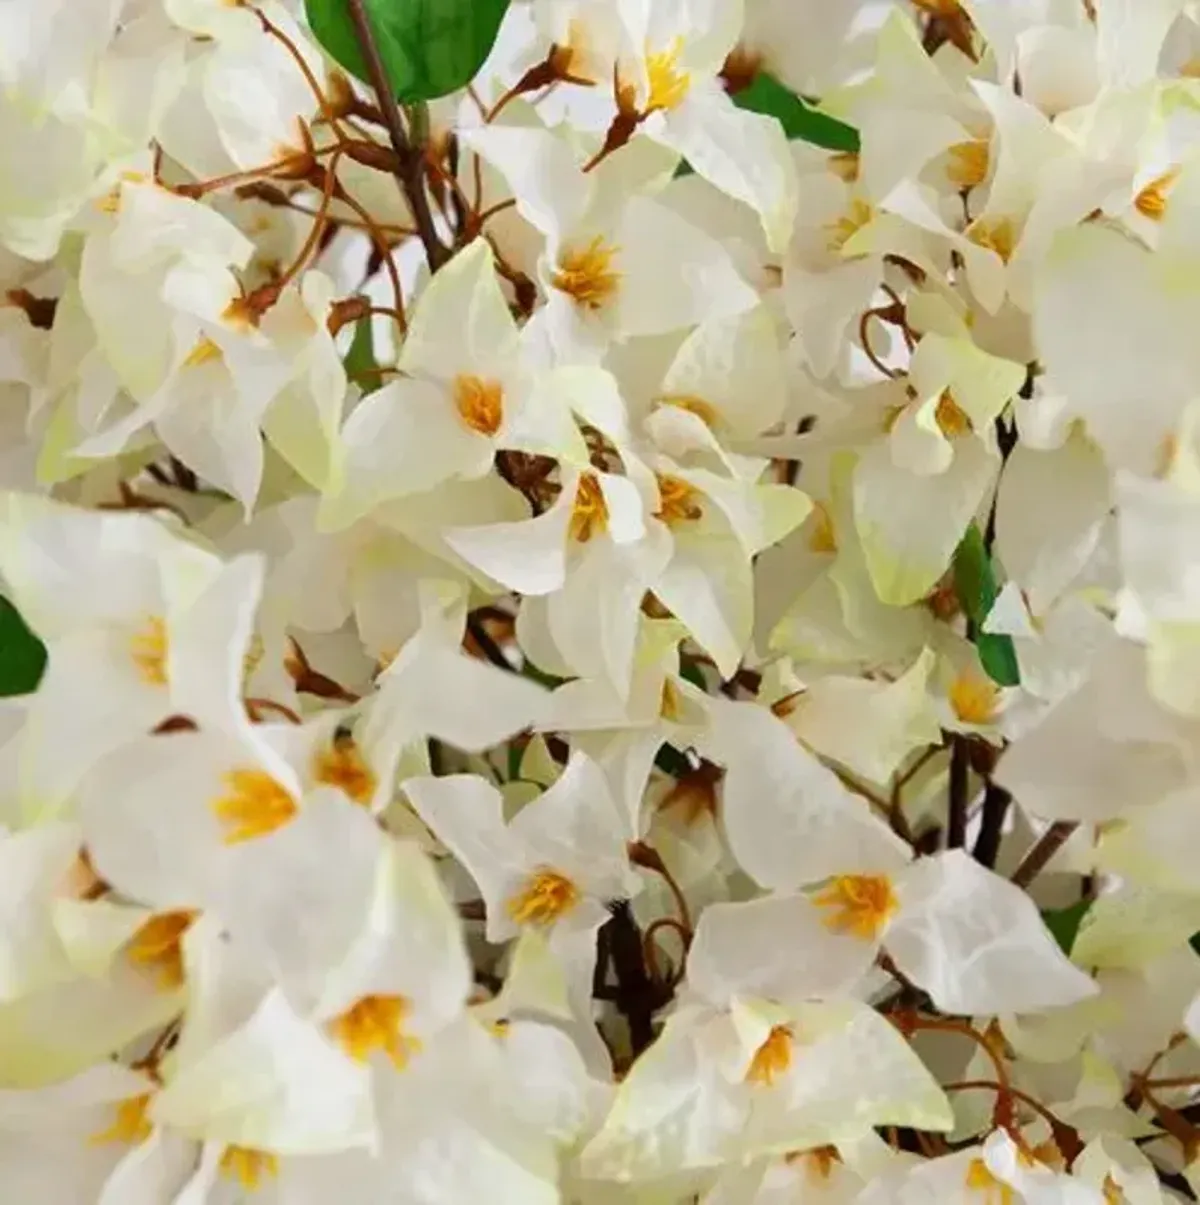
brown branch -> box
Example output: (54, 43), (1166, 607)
(343, 0), (449, 270)
(972, 782), (1011, 868)
(947, 733), (970, 849)
(1011, 821), (1079, 889)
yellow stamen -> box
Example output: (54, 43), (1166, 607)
(219, 1146), (279, 1191)
(551, 236), (621, 310)
(935, 390), (972, 437)
(654, 474), (703, 527)
(645, 39), (690, 112)
(569, 472), (609, 543)
(130, 615), (169, 687)
(807, 501), (837, 553)
(826, 198), (874, 254)
(659, 678), (682, 722)
(90, 1094), (153, 1146)
(182, 335), (223, 369)
(827, 152), (860, 184)
(212, 769), (298, 844)
(745, 1024), (794, 1086)
(949, 671), (999, 725)
(812, 874), (898, 940)
(328, 994), (422, 1068)
(506, 868), (580, 925)
(947, 139), (990, 190)
(314, 734), (375, 806)
(127, 909), (197, 989)
(655, 394), (719, 428)
(965, 216), (1016, 263)
(1134, 168), (1180, 222)
(454, 374), (504, 437)
(965, 1158), (1015, 1205)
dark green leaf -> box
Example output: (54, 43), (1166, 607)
(306, 0), (511, 103)
(654, 742), (691, 779)
(0, 596), (46, 697)
(733, 74), (859, 153)
(952, 523), (1020, 687)
(1041, 899), (1092, 955)
(679, 660), (707, 692)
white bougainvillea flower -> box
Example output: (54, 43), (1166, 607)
(612, 0), (799, 253)
(445, 463), (671, 695)
(323, 238), (589, 529)
(580, 892), (951, 1181)
(0, 494), (264, 817)
(462, 120), (758, 362)
(405, 751), (641, 978)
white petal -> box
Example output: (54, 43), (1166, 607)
(886, 850), (1099, 1015)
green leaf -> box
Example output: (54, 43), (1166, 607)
(733, 74), (859, 153)
(306, 0), (511, 103)
(654, 742), (692, 779)
(0, 596), (46, 697)
(952, 523), (1020, 687)
(1041, 899), (1092, 955)
(343, 315), (381, 394)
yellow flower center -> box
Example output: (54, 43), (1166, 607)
(812, 874), (898, 940)
(127, 909), (197, 989)
(935, 390), (972, 438)
(552, 236), (621, 310)
(506, 868), (580, 926)
(219, 1146), (279, 1191)
(654, 474), (703, 527)
(655, 394), (719, 428)
(966, 216), (1016, 263)
(90, 1093), (154, 1147)
(807, 501), (837, 553)
(645, 39), (691, 112)
(570, 472), (609, 543)
(826, 198), (874, 254)
(454, 374), (504, 437)
(212, 769), (298, 845)
(949, 671), (999, 725)
(182, 335), (223, 369)
(827, 152), (860, 184)
(787, 1145), (842, 1181)
(947, 139), (990, 190)
(966, 1158), (1015, 1205)
(745, 1024), (794, 1086)
(313, 734), (375, 806)
(1134, 167), (1180, 222)
(328, 993), (422, 1069)
(130, 615), (169, 687)
(659, 678), (683, 722)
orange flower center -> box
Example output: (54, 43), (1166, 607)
(569, 473), (609, 543)
(946, 139), (990, 190)
(935, 391), (972, 438)
(454, 374), (504, 436)
(130, 615), (169, 686)
(1134, 167), (1180, 221)
(645, 39), (691, 112)
(212, 769), (298, 844)
(219, 1146), (279, 1191)
(654, 474), (703, 527)
(328, 993), (422, 1069)
(807, 501), (837, 553)
(552, 236), (621, 310)
(745, 1024), (794, 1086)
(313, 734), (375, 806)
(949, 671), (999, 725)
(127, 909), (197, 989)
(966, 216), (1016, 263)
(812, 874), (898, 940)
(506, 868), (580, 926)
(90, 1093), (154, 1147)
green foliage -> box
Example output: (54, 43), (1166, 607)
(1041, 899), (1092, 955)
(0, 596), (45, 697)
(306, 0), (511, 103)
(343, 315), (381, 394)
(952, 523), (1020, 687)
(732, 73), (859, 153)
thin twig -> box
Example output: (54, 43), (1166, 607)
(343, 0), (449, 270)
(947, 734), (970, 849)
(1011, 820), (1079, 889)
(972, 782), (1011, 868)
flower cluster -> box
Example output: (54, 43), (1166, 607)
(3, 0), (1200, 1201)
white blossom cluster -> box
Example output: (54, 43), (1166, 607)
(4, 0), (1200, 1201)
